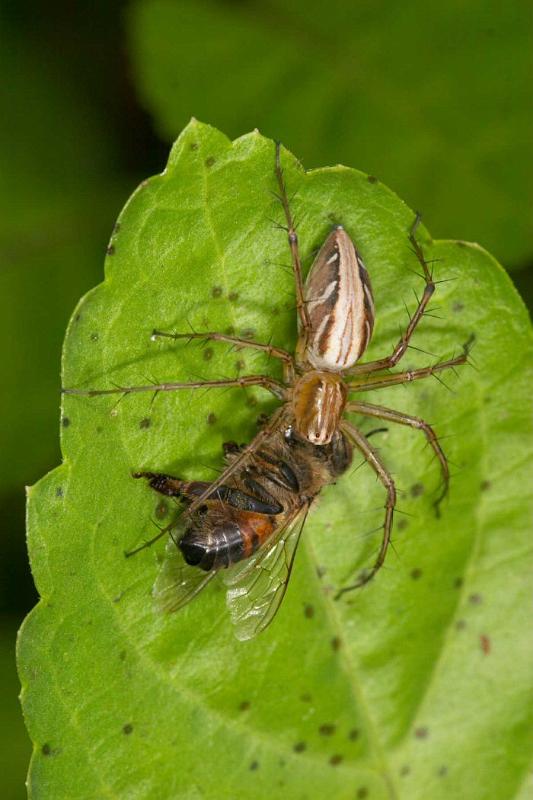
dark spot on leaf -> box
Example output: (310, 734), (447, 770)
(410, 482), (424, 497)
(139, 417), (151, 429)
(113, 222), (121, 233)
(414, 727), (429, 739)
(480, 479), (491, 491)
(469, 593), (482, 605)
(357, 789), (368, 799)
(249, 760), (259, 771)
(241, 328), (255, 339)
(438, 765), (448, 777)
(300, 692), (312, 702)
(155, 501), (168, 520)
(304, 603), (314, 619)
(205, 156), (216, 167)
(203, 347), (214, 361)
(410, 568), (422, 580)
(235, 359), (245, 370)
(96, 426), (103, 434)
(90, 332), (99, 342)
(225, 325), (235, 335)
(319, 723), (336, 736)
(480, 634), (491, 654)
(454, 577), (463, 589)
(207, 412), (217, 425)
(75, 313), (81, 322)
(293, 741), (306, 753)
(400, 765), (410, 776)
(331, 636), (341, 651)
(316, 565), (327, 579)
(329, 754), (343, 766)
(246, 396), (258, 407)
(119, 650), (126, 661)
(456, 240), (467, 247)
(212, 286), (223, 298)
(452, 301), (464, 312)
(55, 487), (63, 498)
(228, 291), (239, 301)
(61, 417), (70, 428)
(122, 723), (133, 735)
(106, 244), (115, 256)
(367, 175), (378, 184)
(239, 700), (250, 712)
(41, 743), (52, 756)
(190, 142), (199, 150)
(349, 728), (359, 741)
(397, 518), (408, 531)
(455, 619), (466, 630)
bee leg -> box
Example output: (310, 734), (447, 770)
(336, 420), (396, 597)
(133, 472), (227, 507)
(132, 471), (185, 497)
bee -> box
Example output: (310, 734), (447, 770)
(63, 143), (472, 640)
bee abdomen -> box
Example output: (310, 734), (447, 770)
(180, 512), (277, 572)
(180, 522), (245, 571)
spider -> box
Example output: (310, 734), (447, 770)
(63, 142), (472, 638)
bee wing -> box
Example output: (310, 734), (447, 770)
(223, 504), (310, 641)
(153, 536), (217, 614)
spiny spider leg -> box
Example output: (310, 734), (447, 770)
(338, 419), (396, 596)
(152, 329), (295, 383)
(346, 401), (449, 514)
(62, 374), (286, 399)
(274, 141), (312, 340)
(347, 214), (435, 376)
(346, 339), (473, 393)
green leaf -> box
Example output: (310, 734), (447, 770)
(19, 121), (533, 799)
(127, 0), (533, 270)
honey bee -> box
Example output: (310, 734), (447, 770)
(63, 143), (472, 640)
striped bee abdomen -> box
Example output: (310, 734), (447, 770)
(180, 511), (277, 571)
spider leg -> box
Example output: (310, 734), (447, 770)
(337, 419), (396, 596)
(274, 141), (311, 340)
(346, 214), (436, 376)
(346, 401), (449, 514)
(62, 374), (286, 400)
(346, 337), (473, 393)
(152, 329), (295, 383)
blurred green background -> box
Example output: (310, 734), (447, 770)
(1, 2), (531, 797)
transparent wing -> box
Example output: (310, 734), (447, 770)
(223, 505), (310, 641)
(153, 536), (217, 614)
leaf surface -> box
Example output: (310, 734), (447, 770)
(19, 121), (533, 800)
